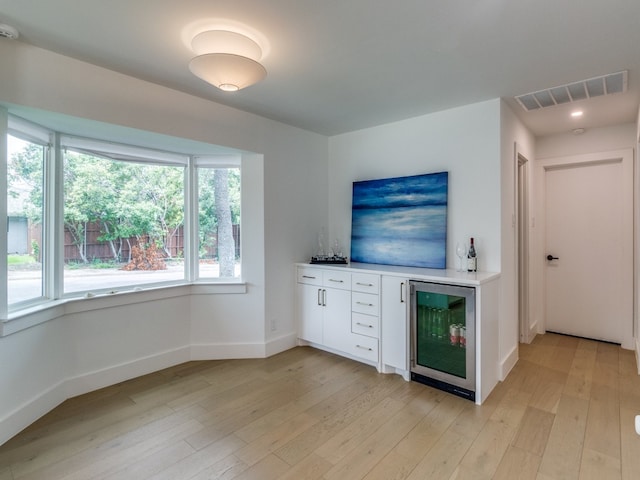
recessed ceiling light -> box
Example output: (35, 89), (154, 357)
(571, 111), (583, 118)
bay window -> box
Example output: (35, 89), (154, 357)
(4, 115), (243, 318)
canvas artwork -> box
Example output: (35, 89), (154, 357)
(350, 171), (448, 269)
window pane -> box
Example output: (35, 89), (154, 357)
(63, 151), (185, 294)
(198, 167), (241, 278)
(7, 135), (45, 305)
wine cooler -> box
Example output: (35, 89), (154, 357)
(410, 280), (476, 401)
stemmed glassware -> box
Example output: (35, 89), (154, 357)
(455, 242), (467, 272)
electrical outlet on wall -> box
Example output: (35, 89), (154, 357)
(270, 318), (277, 331)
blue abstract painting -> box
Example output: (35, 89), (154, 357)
(350, 171), (448, 268)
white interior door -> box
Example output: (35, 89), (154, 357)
(543, 150), (633, 346)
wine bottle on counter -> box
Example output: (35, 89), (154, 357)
(467, 237), (477, 272)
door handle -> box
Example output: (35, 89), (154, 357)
(546, 254), (559, 261)
(356, 301), (374, 307)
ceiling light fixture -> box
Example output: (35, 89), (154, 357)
(188, 30), (266, 92)
(0, 23), (19, 40)
(571, 110), (583, 117)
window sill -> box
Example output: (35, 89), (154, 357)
(1, 281), (247, 337)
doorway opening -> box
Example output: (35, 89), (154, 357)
(516, 151), (531, 343)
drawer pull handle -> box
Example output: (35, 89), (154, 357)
(302, 275), (317, 279)
(356, 345), (373, 351)
(356, 301), (374, 307)
(356, 322), (374, 328)
(356, 282), (374, 287)
(328, 279), (344, 283)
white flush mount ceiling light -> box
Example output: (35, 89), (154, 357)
(0, 23), (19, 40)
(189, 30), (267, 92)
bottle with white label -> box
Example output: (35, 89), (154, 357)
(467, 237), (477, 272)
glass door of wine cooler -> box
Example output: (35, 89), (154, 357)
(410, 281), (475, 399)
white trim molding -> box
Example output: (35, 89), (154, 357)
(0, 333), (294, 446)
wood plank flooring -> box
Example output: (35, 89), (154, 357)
(1, 333), (639, 479)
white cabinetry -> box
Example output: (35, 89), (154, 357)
(295, 263), (500, 403)
(380, 275), (409, 379)
(296, 268), (324, 344)
(347, 273), (380, 363)
(296, 267), (352, 350)
(320, 270), (351, 352)
(296, 266), (380, 367)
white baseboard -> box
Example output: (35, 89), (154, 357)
(0, 339), (300, 447)
(0, 345), (192, 447)
(265, 332), (298, 357)
(0, 380), (68, 447)
(190, 332), (298, 360)
(529, 321), (539, 342)
(499, 345), (518, 381)
(66, 346), (192, 398)
(635, 338), (640, 375)
(190, 342), (267, 360)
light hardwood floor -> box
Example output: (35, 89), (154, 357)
(1, 333), (639, 479)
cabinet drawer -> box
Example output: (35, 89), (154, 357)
(351, 273), (380, 294)
(297, 267), (322, 286)
(352, 312), (379, 338)
(346, 334), (379, 363)
(352, 292), (379, 316)
(323, 270), (351, 290)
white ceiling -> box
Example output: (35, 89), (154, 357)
(1, 0), (639, 137)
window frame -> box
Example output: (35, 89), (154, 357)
(6, 118), (51, 312)
(194, 155), (242, 282)
(3, 115), (245, 323)
(60, 145), (188, 296)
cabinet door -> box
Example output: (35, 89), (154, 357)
(297, 283), (323, 344)
(381, 276), (409, 371)
(322, 287), (352, 351)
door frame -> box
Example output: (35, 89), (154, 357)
(535, 148), (634, 350)
(514, 144), (531, 343)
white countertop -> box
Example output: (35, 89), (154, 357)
(297, 262), (500, 286)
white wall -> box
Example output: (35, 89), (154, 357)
(0, 41), (328, 444)
(536, 123), (637, 159)
(328, 99), (502, 273)
(327, 99), (522, 379)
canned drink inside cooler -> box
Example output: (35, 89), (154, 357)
(459, 326), (466, 348)
(449, 324), (460, 346)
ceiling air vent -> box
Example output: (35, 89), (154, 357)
(515, 71), (628, 111)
